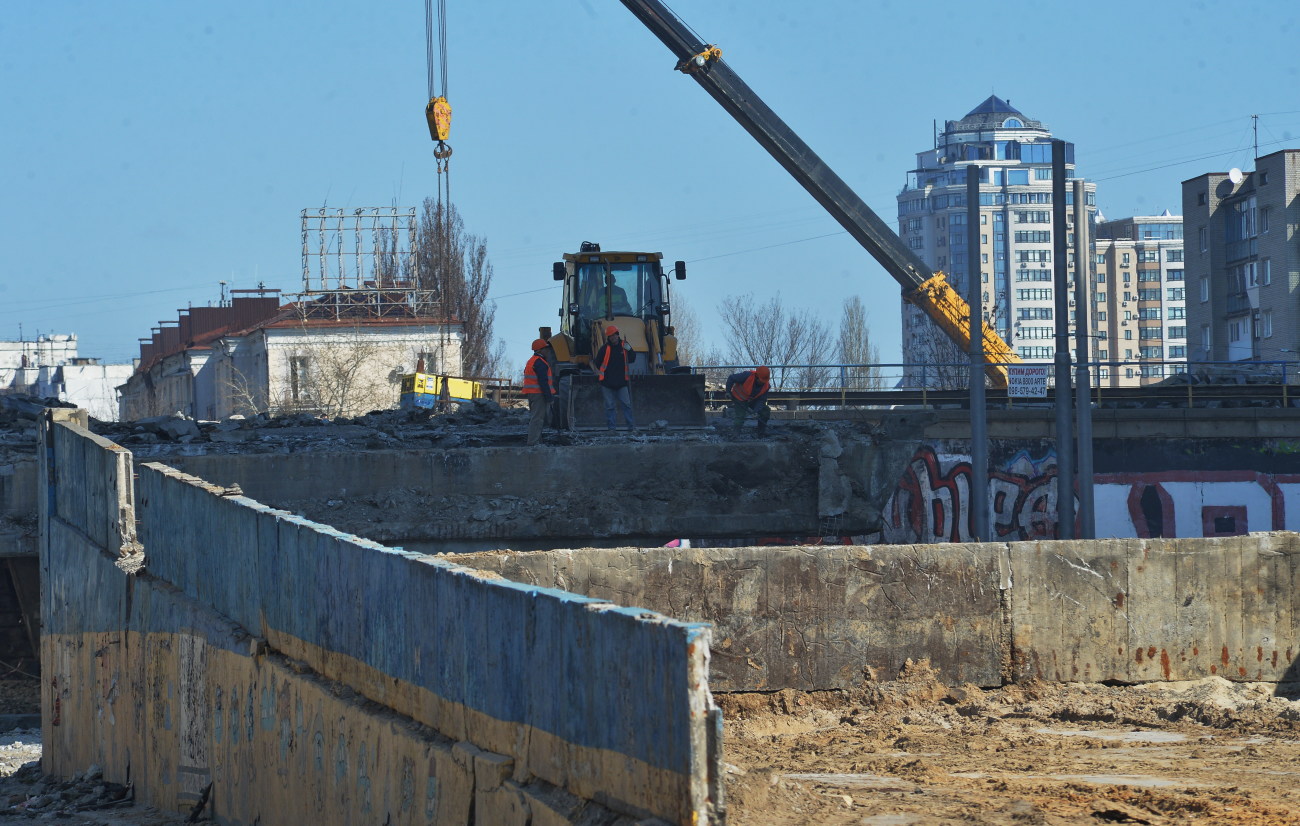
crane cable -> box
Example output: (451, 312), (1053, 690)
(424, 0), (452, 206)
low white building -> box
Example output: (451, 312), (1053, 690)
(119, 290), (465, 421)
(1, 334), (134, 421)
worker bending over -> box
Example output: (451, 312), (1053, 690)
(523, 338), (555, 446)
(726, 365), (771, 436)
(594, 325), (636, 432)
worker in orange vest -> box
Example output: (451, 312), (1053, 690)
(725, 365), (771, 436)
(523, 338), (555, 445)
(593, 325), (636, 432)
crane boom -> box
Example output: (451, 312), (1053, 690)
(619, 0), (1018, 385)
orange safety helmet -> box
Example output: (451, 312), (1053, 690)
(531, 338), (548, 351)
(605, 325), (620, 337)
(755, 365), (770, 382)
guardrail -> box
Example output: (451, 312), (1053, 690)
(690, 361), (1300, 410)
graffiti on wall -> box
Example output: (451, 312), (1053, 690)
(880, 447), (1059, 544)
(876, 446), (1300, 544)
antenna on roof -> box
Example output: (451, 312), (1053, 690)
(219, 280), (228, 305)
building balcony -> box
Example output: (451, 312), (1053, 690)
(1225, 238), (1257, 262)
(1224, 292), (1253, 317)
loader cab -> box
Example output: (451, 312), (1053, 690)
(552, 244), (685, 369)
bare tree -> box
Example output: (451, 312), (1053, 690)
(668, 295), (706, 367)
(838, 295), (884, 391)
(412, 199), (503, 377)
(717, 293), (831, 390)
(905, 291), (1009, 389)
(277, 326), (395, 418)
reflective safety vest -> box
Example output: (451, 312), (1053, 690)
(730, 371), (770, 402)
(522, 354), (555, 395)
(595, 340), (631, 384)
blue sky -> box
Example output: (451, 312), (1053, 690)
(3, 1), (1298, 373)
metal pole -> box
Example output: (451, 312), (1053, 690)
(967, 164), (989, 541)
(1052, 140), (1075, 539)
(1073, 179), (1095, 539)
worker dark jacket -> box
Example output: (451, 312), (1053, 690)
(726, 370), (770, 403)
(523, 353), (555, 397)
(594, 340), (634, 389)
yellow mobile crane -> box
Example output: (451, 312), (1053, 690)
(619, 0), (1019, 386)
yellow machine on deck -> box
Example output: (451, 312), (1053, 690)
(545, 242), (705, 428)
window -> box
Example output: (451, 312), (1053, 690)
(1015, 250), (1052, 263)
(1229, 321), (1242, 343)
(1138, 250), (1159, 263)
(1126, 367), (1135, 379)
(1124, 292), (1134, 302)
(1169, 345), (1186, 358)
(906, 218), (922, 233)
(1168, 307), (1186, 320)
(1096, 272), (1107, 283)
(1014, 230), (1051, 243)
(289, 356), (311, 403)
(1016, 288), (1052, 301)
(1015, 210), (1051, 224)
(1017, 307), (1054, 320)
(1198, 226), (1207, 252)
(1261, 207), (1270, 233)
(1034, 167), (1053, 180)
(1166, 269), (1184, 281)
(1138, 270), (1161, 282)
(1198, 192), (1207, 206)
(1168, 326), (1186, 339)
(1201, 325), (1211, 349)
(1260, 171), (1269, 185)
(1098, 311), (1107, 321)
(1138, 289), (1160, 301)
(1015, 269), (1052, 282)
(1016, 346), (1053, 359)
(1123, 272), (1131, 283)
(1167, 249), (1184, 262)
(1140, 327), (1162, 340)
(1263, 310), (1273, 339)
(1097, 330), (1109, 340)
(908, 236), (923, 249)
(1094, 291), (1106, 303)
(1141, 346), (1164, 359)
(1099, 350), (1109, 360)
(982, 253), (989, 263)
(1124, 311), (1133, 321)
(1019, 326), (1054, 339)
(1263, 259), (1271, 285)
(1199, 277), (1208, 302)
(1122, 253), (1131, 265)
(1124, 330), (1133, 340)
(1139, 307), (1162, 320)
(1100, 367), (1110, 379)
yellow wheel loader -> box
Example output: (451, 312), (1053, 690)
(542, 242), (706, 428)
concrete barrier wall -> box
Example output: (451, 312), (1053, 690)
(162, 438), (918, 543)
(41, 417), (723, 825)
(455, 533), (1300, 691)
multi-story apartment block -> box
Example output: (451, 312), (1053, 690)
(1092, 215), (1186, 386)
(897, 96), (1096, 385)
(1183, 149), (1300, 365)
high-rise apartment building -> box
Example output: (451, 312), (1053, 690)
(1093, 215), (1186, 386)
(1182, 149), (1300, 365)
(897, 96), (1096, 385)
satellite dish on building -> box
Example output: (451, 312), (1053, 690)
(1228, 168), (1244, 184)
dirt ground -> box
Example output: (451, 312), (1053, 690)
(5, 665), (1300, 824)
(720, 660), (1300, 825)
